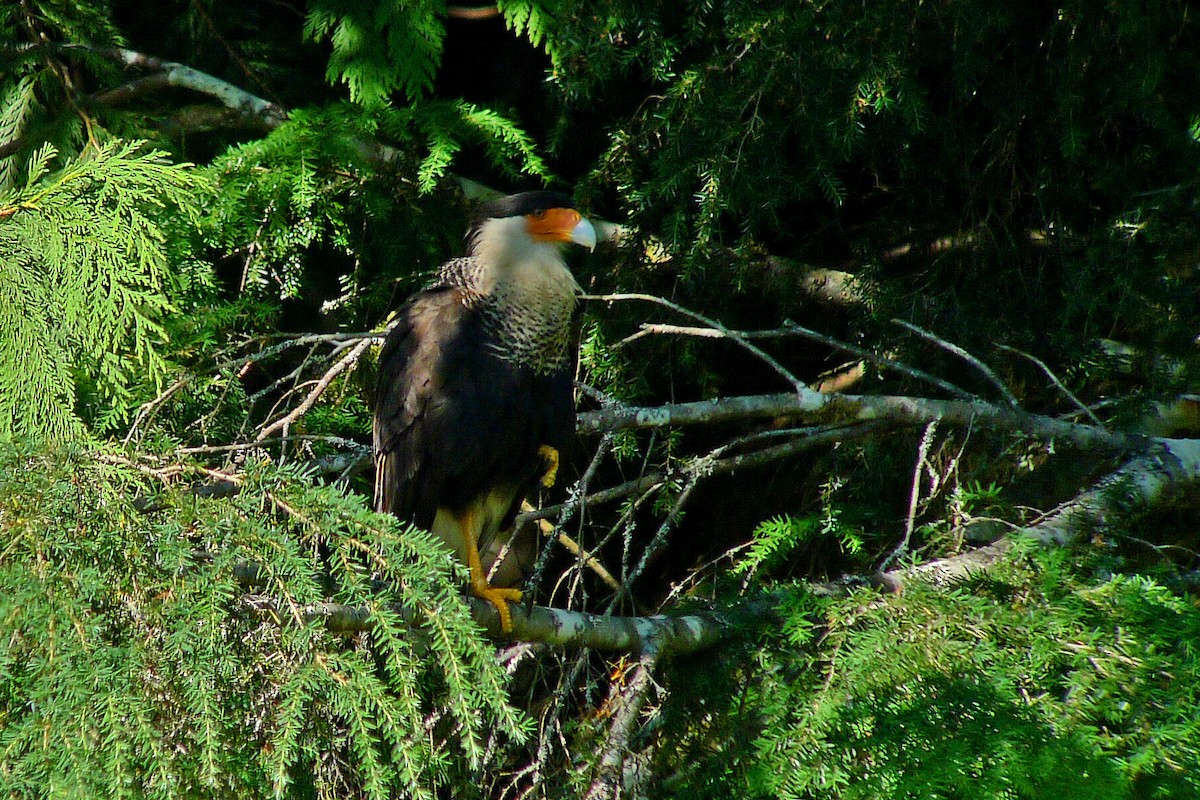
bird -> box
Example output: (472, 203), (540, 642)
(373, 191), (596, 632)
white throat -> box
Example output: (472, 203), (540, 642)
(470, 215), (581, 301)
(466, 216), (581, 373)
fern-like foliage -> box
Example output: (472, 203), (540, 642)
(0, 142), (204, 440)
(304, 0), (564, 105)
(0, 75), (40, 193)
(735, 510), (864, 579)
(496, 0), (557, 59)
(305, 0), (449, 105)
(0, 443), (526, 800)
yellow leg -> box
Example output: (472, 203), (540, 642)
(537, 445), (560, 488)
(459, 509), (522, 633)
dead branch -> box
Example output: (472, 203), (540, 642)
(122, 435), (1200, 656)
(996, 343), (1104, 427)
(76, 45), (286, 126)
(892, 318), (1020, 408)
(620, 321), (971, 400)
(585, 652), (659, 800)
(881, 420), (939, 571)
(255, 337), (373, 442)
(816, 438), (1200, 594)
(584, 293), (822, 400)
(577, 391), (1148, 453)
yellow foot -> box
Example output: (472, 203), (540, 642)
(537, 445), (559, 487)
(473, 581), (523, 633)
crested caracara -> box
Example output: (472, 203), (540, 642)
(373, 191), (596, 632)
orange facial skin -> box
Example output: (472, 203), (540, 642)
(525, 207), (584, 243)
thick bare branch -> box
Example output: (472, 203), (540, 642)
(818, 438), (1200, 594)
(260, 593), (740, 657)
(577, 391), (1148, 453)
(68, 44), (287, 126)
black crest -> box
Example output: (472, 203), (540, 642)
(471, 191), (576, 223)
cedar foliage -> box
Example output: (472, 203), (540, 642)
(661, 545), (1200, 798)
(0, 142), (202, 439)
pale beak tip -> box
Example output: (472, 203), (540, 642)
(571, 217), (598, 252)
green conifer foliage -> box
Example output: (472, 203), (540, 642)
(659, 546), (1200, 799)
(305, 0), (450, 105)
(0, 445), (525, 799)
(0, 142), (204, 440)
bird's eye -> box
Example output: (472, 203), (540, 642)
(530, 209), (547, 219)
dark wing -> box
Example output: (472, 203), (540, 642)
(373, 286), (571, 533)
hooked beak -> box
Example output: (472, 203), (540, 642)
(569, 217), (597, 252)
(527, 208), (598, 252)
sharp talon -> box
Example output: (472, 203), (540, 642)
(474, 582), (523, 633)
(538, 445), (559, 488)
(459, 507), (522, 633)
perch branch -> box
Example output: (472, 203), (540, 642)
(250, 433), (1200, 654)
(252, 592), (744, 657)
(576, 391), (1146, 453)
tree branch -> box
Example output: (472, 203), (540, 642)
(815, 438), (1200, 594)
(892, 318), (1020, 408)
(584, 293), (823, 400)
(145, 431), (1200, 658)
(585, 652), (659, 800)
(261, 436), (1200, 652)
(576, 391), (1148, 453)
(251, 592), (750, 657)
(622, 321), (972, 400)
(254, 337), (373, 442)
(996, 343), (1105, 427)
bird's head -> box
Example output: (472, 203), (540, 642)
(467, 191), (596, 275)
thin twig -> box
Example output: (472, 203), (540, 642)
(123, 374), (192, 445)
(995, 343), (1104, 427)
(583, 293), (822, 401)
(892, 318), (1020, 408)
(881, 420), (938, 571)
(517, 474), (666, 523)
(255, 337), (373, 442)
(176, 435), (369, 456)
(624, 321), (973, 400)
(529, 433), (618, 600)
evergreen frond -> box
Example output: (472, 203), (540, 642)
(497, 0), (556, 58)
(305, 0), (448, 106)
(0, 443), (523, 799)
(0, 75), (40, 193)
(0, 141), (204, 440)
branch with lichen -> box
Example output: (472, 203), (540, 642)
(576, 390), (1148, 453)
